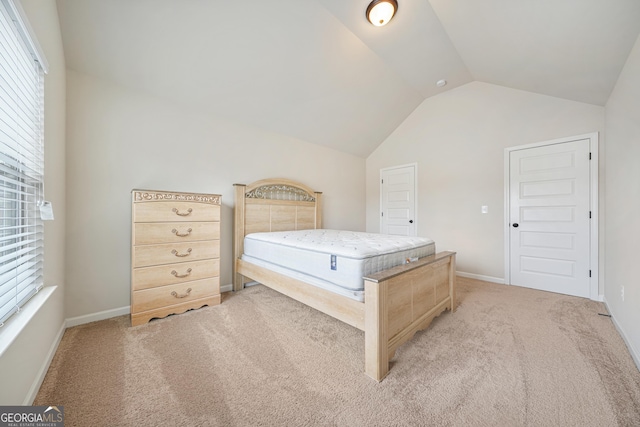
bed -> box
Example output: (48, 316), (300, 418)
(233, 178), (456, 381)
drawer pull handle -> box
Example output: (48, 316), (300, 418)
(172, 207), (192, 216)
(171, 268), (192, 278)
(171, 288), (192, 299)
(172, 228), (192, 237)
(171, 248), (192, 257)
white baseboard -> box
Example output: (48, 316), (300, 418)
(65, 306), (130, 328)
(65, 285), (235, 327)
(456, 271), (505, 284)
(603, 299), (640, 372)
(24, 321), (66, 405)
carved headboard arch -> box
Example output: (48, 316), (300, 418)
(233, 178), (322, 290)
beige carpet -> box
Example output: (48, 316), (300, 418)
(35, 277), (640, 426)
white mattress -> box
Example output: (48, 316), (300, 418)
(242, 229), (435, 301)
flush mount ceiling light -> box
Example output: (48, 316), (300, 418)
(366, 0), (398, 27)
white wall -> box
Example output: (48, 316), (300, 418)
(604, 34), (640, 367)
(0, 0), (66, 405)
(366, 82), (604, 282)
(64, 69), (366, 319)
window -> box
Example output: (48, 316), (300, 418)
(0, 0), (46, 326)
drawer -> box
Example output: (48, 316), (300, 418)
(133, 221), (220, 245)
(132, 258), (220, 291)
(133, 240), (219, 268)
(134, 201), (220, 223)
(132, 277), (220, 313)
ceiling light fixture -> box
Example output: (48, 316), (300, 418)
(366, 0), (398, 27)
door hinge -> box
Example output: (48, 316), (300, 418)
(589, 152), (592, 160)
(589, 211), (592, 218)
(589, 270), (592, 277)
(381, 179), (384, 184)
(381, 212), (384, 217)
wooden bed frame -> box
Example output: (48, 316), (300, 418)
(233, 178), (456, 381)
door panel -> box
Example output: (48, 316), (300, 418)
(520, 256), (575, 277)
(509, 139), (590, 298)
(520, 179), (574, 197)
(520, 206), (575, 222)
(520, 231), (575, 250)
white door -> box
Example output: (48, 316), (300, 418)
(381, 164), (416, 236)
(508, 139), (591, 298)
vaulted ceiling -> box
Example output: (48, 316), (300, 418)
(56, 0), (640, 157)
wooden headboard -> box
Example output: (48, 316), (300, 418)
(233, 178), (322, 290)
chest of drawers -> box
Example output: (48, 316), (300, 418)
(131, 190), (221, 326)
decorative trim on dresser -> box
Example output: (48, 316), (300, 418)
(131, 190), (221, 326)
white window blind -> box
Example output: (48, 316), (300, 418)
(0, 0), (45, 326)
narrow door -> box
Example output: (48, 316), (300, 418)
(508, 139), (591, 298)
(381, 164), (416, 236)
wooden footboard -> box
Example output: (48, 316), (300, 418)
(364, 251), (456, 381)
(237, 251), (456, 382)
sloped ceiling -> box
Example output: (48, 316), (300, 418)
(56, 0), (640, 157)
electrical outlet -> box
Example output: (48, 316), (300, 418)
(621, 286), (625, 302)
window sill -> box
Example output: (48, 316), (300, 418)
(0, 286), (57, 358)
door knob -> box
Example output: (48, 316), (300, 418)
(512, 223), (519, 228)
(409, 220), (414, 223)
